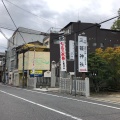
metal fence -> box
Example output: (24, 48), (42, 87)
(59, 77), (90, 97)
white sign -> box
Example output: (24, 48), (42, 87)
(69, 40), (74, 60)
(44, 71), (51, 77)
(78, 36), (88, 72)
(60, 41), (67, 71)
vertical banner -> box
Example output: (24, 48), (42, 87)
(78, 36), (88, 72)
(69, 40), (75, 60)
(60, 41), (67, 71)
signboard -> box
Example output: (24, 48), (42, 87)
(69, 40), (75, 60)
(60, 41), (67, 71)
(44, 71), (51, 77)
(78, 36), (88, 72)
(18, 52), (50, 71)
(30, 70), (43, 77)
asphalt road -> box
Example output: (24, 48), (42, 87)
(0, 84), (120, 120)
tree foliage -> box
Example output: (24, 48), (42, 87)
(88, 53), (109, 92)
(111, 20), (120, 31)
(95, 47), (120, 90)
(111, 8), (120, 31)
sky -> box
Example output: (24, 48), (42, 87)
(0, 0), (120, 52)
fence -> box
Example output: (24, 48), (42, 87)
(59, 77), (90, 97)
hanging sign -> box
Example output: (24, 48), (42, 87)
(78, 36), (88, 72)
(60, 41), (67, 71)
(69, 40), (75, 60)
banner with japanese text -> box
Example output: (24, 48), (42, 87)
(78, 36), (88, 72)
(60, 41), (67, 71)
(69, 40), (75, 60)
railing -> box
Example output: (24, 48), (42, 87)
(59, 77), (90, 97)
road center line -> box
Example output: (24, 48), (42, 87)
(1, 84), (120, 110)
(0, 90), (82, 120)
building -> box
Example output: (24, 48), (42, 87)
(0, 52), (5, 82)
(13, 42), (50, 88)
(43, 21), (120, 77)
(6, 27), (48, 84)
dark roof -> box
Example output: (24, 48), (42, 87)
(100, 28), (120, 32)
(60, 22), (75, 31)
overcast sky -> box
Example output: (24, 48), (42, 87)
(0, 0), (120, 52)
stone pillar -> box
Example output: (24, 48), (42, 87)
(51, 61), (56, 87)
(85, 77), (90, 97)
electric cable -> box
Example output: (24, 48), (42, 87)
(4, 0), (55, 24)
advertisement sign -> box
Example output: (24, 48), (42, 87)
(69, 40), (75, 60)
(78, 36), (88, 72)
(60, 41), (67, 71)
(30, 70), (43, 77)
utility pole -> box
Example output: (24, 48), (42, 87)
(74, 33), (77, 96)
(22, 52), (25, 88)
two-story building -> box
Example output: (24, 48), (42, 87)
(6, 27), (47, 84)
(43, 21), (120, 77)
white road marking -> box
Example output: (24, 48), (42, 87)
(1, 84), (120, 110)
(0, 90), (82, 120)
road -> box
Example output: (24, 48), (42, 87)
(0, 84), (120, 120)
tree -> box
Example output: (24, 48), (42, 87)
(111, 8), (120, 31)
(88, 53), (109, 92)
(96, 47), (120, 90)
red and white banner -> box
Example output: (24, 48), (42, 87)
(60, 41), (67, 71)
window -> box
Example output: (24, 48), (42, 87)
(11, 60), (14, 71)
(100, 43), (104, 47)
(54, 40), (59, 44)
(87, 42), (89, 46)
(93, 43), (97, 46)
(114, 44), (120, 47)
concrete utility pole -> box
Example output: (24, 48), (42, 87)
(73, 33), (77, 96)
(118, 8), (120, 19)
(22, 52), (25, 88)
(33, 47), (36, 88)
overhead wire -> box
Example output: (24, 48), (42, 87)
(0, 28), (17, 47)
(50, 15), (120, 42)
(1, 0), (29, 49)
(4, 0), (55, 24)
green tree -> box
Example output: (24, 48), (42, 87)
(96, 47), (120, 90)
(111, 8), (120, 31)
(88, 53), (109, 92)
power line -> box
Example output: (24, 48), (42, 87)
(51, 15), (120, 42)
(0, 28), (17, 47)
(4, 0), (55, 24)
(0, 28), (9, 40)
(0, 25), (49, 36)
(1, 0), (28, 47)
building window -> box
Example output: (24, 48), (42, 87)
(100, 43), (104, 47)
(93, 43), (97, 46)
(11, 60), (14, 71)
(87, 42), (89, 46)
(54, 40), (59, 44)
(114, 44), (120, 47)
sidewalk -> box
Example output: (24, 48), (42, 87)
(90, 92), (120, 103)
(33, 87), (59, 92)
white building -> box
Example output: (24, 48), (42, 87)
(6, 27), (47, 84)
